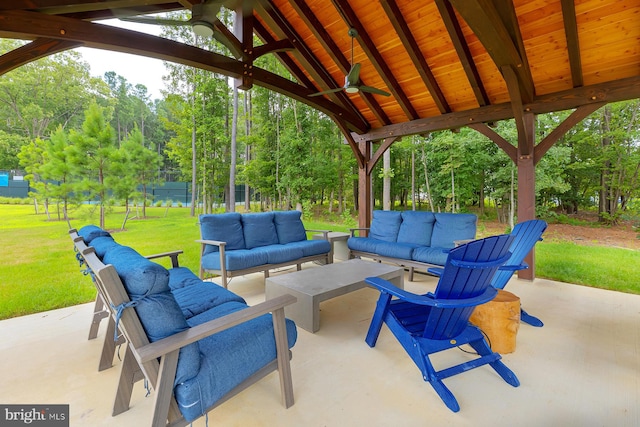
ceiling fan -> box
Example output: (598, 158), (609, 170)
(310, 28), (391, 97)
(118, 1), (241, 55)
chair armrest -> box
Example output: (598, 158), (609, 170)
(349, 227), (369, 237)
(135, 294), (297, 364)
(305, 229), (330, 239)
(365, 277), (496, 308)
(145, 250), (184, 268)
(196, 239), (227, 248)
(498, 263), (528, 272)
(427, 267), (444, 277)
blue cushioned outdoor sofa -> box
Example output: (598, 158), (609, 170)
(198, 210), (332, 288)
(73, 225), (298, 427)
(348, 210), (477, 279)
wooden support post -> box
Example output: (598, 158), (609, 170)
(517, 112), (536, 280)
(358, 140), (372, 230)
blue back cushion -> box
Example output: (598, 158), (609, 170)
(397, 211), (436, 246)
(101, 243), (200, 385)
(242, 213), (278, 249)
(78, 225), (111, 244)
(274, 211), (307, 244)
(369, 210), (402, 242)
(102, 245), (170, 297)
(431, 213), (477, 249)
(90, 236), (118, 258)
(200, 213), (246, 255)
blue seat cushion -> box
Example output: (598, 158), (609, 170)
(374, 241), (418, 260)
(431, 213), (477, 249)
(285, 240), (331, 257)
(252, 244), (304, 265)
(348, 237), (383, 254)
(274, 211), (307, 244)
(242, 212), (278, 249)
(412, 246), (449, 266)
(199, 213), (246, 255)
(201, 248), (269, 271)
(102, 245), (170, 297)
(78, 225), (112, 244)
(172, 280), (246, 319)
(176, 301), (298, 422)
(398, 211), (435, 246)
(168, 267), (204, 290)
(369, 210), (402, 242)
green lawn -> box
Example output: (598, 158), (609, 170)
(1, 204), (638, 320)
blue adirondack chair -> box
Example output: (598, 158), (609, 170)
(365, 235), (519, 412)
(490, 219), (547, 327)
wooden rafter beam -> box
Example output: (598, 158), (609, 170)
(258, 2), (364, 122)
(367, 137), (398, 175)
(331, 0), (419, 121)
(0, 1), (181, 14)
(435, 0), (489, 107)
(534, 102), (605, 164)
(468, 123), (517, 162)
(353, 75), (640, 142)
(502, 65), (533, 154)
(252, 19), (314, 88)
(449, 0), (534, 104)
(0, 9), (369, 133)
(0, 38), (82, 75)
(234, 1), (254, 89)
(560, 0), (583, 88)
(288, 0), (390, 126)
(380, 0), (450, 114)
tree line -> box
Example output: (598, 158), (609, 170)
(1, 27), (639, 226)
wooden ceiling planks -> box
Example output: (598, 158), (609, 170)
(0, 0), (639, 140)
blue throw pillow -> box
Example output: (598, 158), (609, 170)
(369, 210), (402, 242)
(431, 213), (477, 249)
(274, 211), (307, 244)
(199, 213), (246, 255)
(397, 211), (435, 246)
(242, 212), (278, 249)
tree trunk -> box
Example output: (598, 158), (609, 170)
(420, 146), (435, 212)
(411, 143), (416, 211)
(244, 91), (251, 212)
(229, 86), (238, 212)
(190, 88), (197, 216)
(383, 149), (391, 210)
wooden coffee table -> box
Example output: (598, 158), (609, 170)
(265, 259), (404, 333)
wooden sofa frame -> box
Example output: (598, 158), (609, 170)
(76, 241), (296, 426)
(198, 229), (331, 288)
(70, 229), (183, 372)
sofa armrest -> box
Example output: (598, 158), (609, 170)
(135, 294), (297, 364)
(305, 229), (330, 240)
(196, 239), (227, 248)
(145, 250), (184, 269)
(349, 227), (370, 237)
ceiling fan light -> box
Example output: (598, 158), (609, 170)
(192, 20), (214, 38)
(345, 86), (359, 94)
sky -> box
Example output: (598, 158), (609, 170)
(74, 19), (167, 100)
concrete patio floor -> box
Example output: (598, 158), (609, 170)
(1, 267), (639, 426)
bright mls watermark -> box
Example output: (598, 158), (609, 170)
(1, 405), (69, 426)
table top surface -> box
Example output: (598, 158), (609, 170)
(265, 259), (403, 294)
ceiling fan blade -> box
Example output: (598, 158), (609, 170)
(359, 85), (391, 96)
(346, 63), (361, 86)
(119, 16), (190, 27)
(309, 87), (345, 97)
